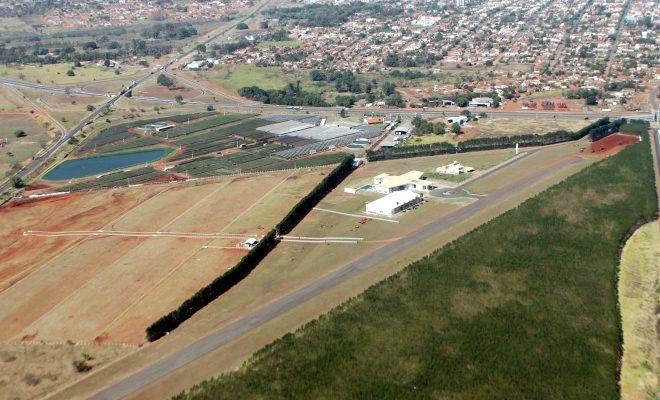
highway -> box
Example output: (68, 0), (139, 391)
(87, 145), (586, 400)
(0, 0), (273, 196)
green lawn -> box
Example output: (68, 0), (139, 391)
(197, 65), (320, 92)
(174, 133), (657, 399)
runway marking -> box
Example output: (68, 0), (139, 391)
(312, 207), (399, 223)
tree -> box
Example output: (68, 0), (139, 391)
(10, 176), (24, 188)
(259, 21), (269, 29)
(157, 74), (174, 87)
(207, 105), (215, 111)
(66, 69), (75, 76)
(451, 122), (462, 135)
(13, 130), (26, 137)
(339, 108), (347, 118)
(585, 95), (598, 106)
(236, 22), (249, 30)
(86, 105), (95, 112)
(433, 122), (446, 135)
(196, 44), (206, 54)
(174, 95), (184, 104)
(103, 59), (111, 67)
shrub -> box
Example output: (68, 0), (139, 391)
(13, 130), (26, 137)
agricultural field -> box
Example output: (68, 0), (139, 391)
(0, 113), (54, 179)
(173, 127), (657, 399)
(0, 167), (331, 350)
(619, 221), (660, 400)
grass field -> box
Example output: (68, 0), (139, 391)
(0, 169), (329, 347)
(0, 62), (144, 85)
(196, 65), (320, 92)
(0, 114), (52, 178)
(0, 342), (135, 400)
(173, 133), (657, 399)
(469, 118), (592, 137)
(0, 85), (26, 111)
(619, 221), (660, 400)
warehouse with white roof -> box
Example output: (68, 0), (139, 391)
(365, 190), (422, 217)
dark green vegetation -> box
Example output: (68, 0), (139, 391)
(174, 132), (658, 399)
(0, 20), (199, 64)
(152, 114), (256, 138)
(238, 85), (329, 107)
(275, 155), (354, 235)
(171, 152), (347, 177)
(146, 155), (354, 342)
(60, 167), (166, 192)
(263, 2), (402, 28)
(367, 118), (639, 161)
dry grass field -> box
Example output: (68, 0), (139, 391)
(0, 168), (329, 346)
(0, 342), (135, 400)
(0, 63), (144, 86)
(619, 221), (659, 400)
(466, 118), (592, 138)
(0, 113), (53, 178)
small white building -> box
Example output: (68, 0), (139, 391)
(394, 125), (411, 135)
(468, 97), (494, 107)
(447, 116), (468, 125)
(373, 171), (437, 194)
(241, 238), (259, 248)
(186, 61), (205, 70)
(436, 161), (475, 175)
(365, 190), (421, 217)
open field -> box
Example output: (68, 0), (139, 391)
(195, 65), (320, 92)
(0, 85), (26, 111)
(0, 342), (136, 400)
(0, 168), (329, 347)
(619, 221), (660, 400)
(0, 114), (53, 178)
(0, 63), (145, 86)
(467, 117), (592, 137)
(46, 132), (607, 400)
(173, 128), (658, 399)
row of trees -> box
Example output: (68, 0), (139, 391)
(366, 118), (622, 161)
(238, 85), (329, 107)
(146, 155), (355, 341)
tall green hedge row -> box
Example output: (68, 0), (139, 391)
(365, 118), (636, 161)
(145, 154), (355, 341)
(276, 155), (355, 235)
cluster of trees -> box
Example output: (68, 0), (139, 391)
(263, 29), (291, 42)
(411, 115), (446, 135)
(366, 118), (624, 161)
(140, 23), (197, 40)
(238, 85), (329, 107)
(604, 80), (636, 91)
(156, 74), (175, 87)
(265, 2), (402, 28)
(383, 51), (440, 68)
(211, 40), (251, 55)
(565, 88), (602, 105)
(145, 155), (355, 341)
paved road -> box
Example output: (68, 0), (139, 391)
(89, 153), (585, 400)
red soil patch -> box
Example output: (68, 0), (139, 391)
(589, 133), (639, 156)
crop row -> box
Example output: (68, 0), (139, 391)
(153, 114), (256, 138)
(80, 112), (216, 151)
(61, 167), (167, 191)
(170, 139), (246, 161)
(96, 137), (164, 153)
